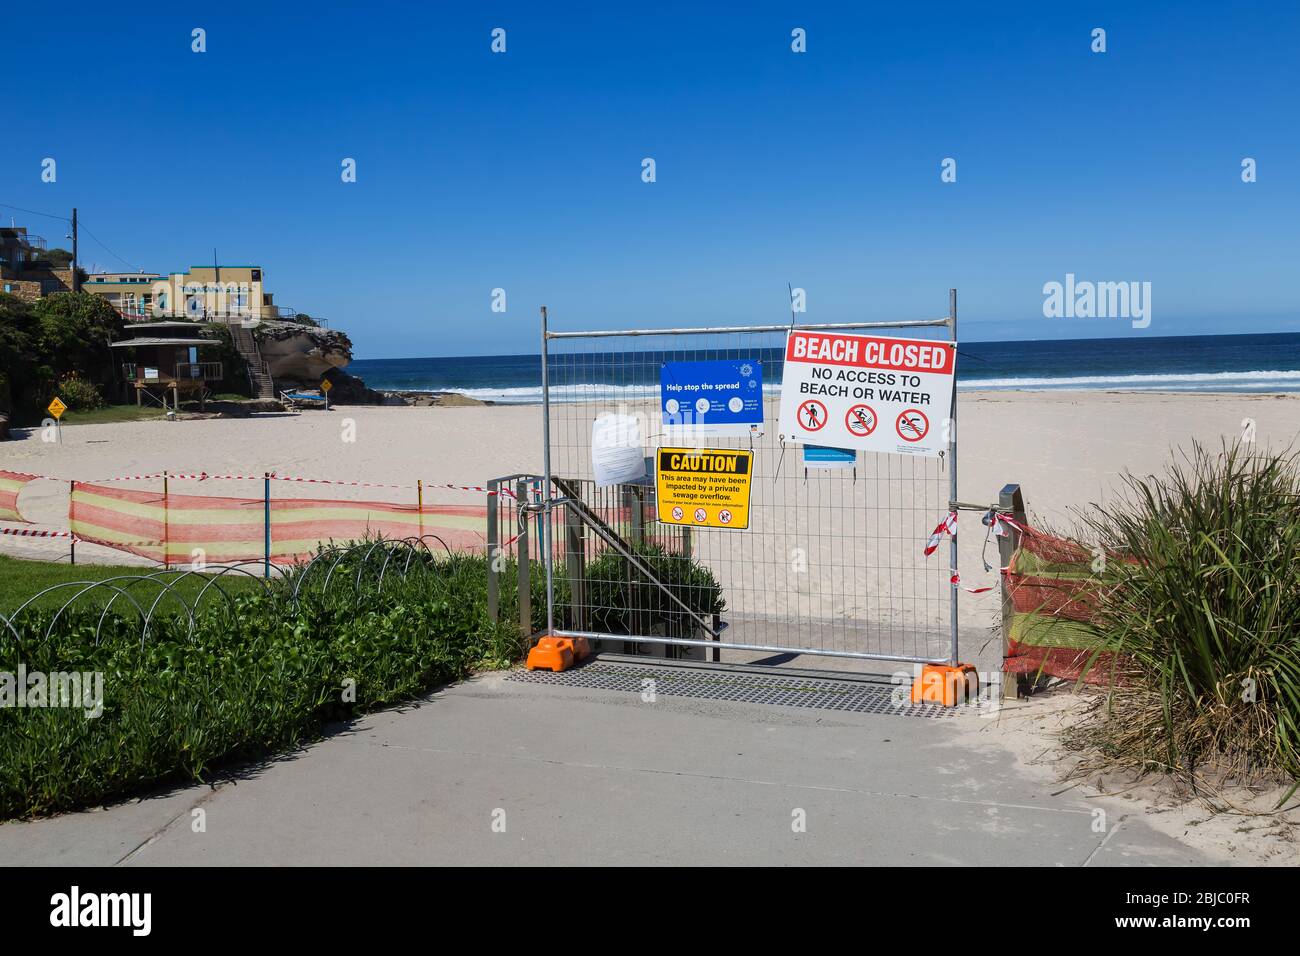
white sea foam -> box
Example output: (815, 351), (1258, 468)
(957, 370), (1300, 391)
(385, 370), (1300, 402)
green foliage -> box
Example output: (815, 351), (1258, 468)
(196, 322), (251, 396)
(0, 292), (124, 420)
(1070, 442), (1300, 785)
(0, 293), (39, 415)
(578, 544), (725, 636)
(0, 549), (523, 818)
(55, 371), (104, 411)
(34, 292), (124, 384)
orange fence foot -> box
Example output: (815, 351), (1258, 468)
(910, 663), (979, 707)
(525, 636), (589, 673)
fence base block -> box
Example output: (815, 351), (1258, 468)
(525, 635), (589, 672)
(910, 663), (979, 707)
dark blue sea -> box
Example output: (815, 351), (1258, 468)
(350, 332), (1300, 403)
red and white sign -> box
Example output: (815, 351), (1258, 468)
(844, 404), (877, 437)
(895, 408), (929, 442)
(778, 331), (956, 457)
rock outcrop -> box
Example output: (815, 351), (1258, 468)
(254, 321), (352, 382)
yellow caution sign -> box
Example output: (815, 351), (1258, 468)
(47, 397), (67, 419)
(655, 447), (753, 530)
(320, 378), (332, 392)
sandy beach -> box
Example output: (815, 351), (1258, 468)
(3, 390), (1298, 670)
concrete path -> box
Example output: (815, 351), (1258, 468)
(0, 665), (1207, 866)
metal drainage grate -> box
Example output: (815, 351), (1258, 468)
(507, 662), (956, 718)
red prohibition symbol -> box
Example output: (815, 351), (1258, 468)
(844, 403), (878, 437)
(895, 408), (929, 442)
(797, 399), (828, 432)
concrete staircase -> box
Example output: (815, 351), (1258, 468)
(228, 322), (275, 399)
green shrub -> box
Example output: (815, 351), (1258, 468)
(580, 544), (725, 636)
(1068, 442), (1300, 786)
(54, 372), (104, 411)
(0, 549), (521, 818)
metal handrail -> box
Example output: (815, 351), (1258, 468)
(546, 490), (720, 640)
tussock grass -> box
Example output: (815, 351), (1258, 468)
(1064, 442), (1300, 792)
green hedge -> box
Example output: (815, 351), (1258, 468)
(0, 553), (519, 818)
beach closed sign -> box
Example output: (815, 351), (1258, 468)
(777, 331), (956, 457)
(655, 447), (753, 529)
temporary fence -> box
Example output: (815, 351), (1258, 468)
(994, 484), (1122, 687)
(529, 296), (961, 670)
(1, 469), (499, 568)
(0, 471), (38, 523)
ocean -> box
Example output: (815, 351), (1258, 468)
(349, 331), (1300, 403)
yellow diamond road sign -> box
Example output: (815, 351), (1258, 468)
(47, 397), (67, 419)
(320, 379), (332, 392)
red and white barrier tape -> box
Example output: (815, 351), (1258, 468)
(45, 470), (518, 497)
(0, 527), (77, 539)
(950, 571), (997, 594)
(923, 511), (958, 556)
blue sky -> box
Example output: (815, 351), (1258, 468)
(4, 1), (1298, 358)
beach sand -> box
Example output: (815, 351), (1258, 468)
(4, 392), (1298, 666)
(4, 390), (1300, 858)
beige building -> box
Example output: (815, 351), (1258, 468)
(84, 264), (284, 322)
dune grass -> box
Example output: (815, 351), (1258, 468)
(1065, 442), (1300, 790)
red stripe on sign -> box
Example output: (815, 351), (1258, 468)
(785, 331), (954, 374)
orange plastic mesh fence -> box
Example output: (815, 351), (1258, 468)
(1003, 524), (1126, 684)
(0, 471), (38, 523)
(68, 481), (490, 565)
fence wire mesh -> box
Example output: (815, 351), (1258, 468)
(540, 323), (956, 668)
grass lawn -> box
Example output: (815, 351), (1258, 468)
(0, 554), (265, 614)
(56, 404), (167, 426)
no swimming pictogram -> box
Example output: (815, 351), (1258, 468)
(895, 408), (929, 442)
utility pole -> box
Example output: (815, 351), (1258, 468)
(71, 207), (80, 292)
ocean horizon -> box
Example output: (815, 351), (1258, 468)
(349, 330), (1300, 403)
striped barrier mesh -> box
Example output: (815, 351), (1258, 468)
(1003, 527), (1124, 683)
(0, 471), (38, 523)
(69, 482), (490, 564)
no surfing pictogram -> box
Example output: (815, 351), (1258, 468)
(797, 399), (827, 432)
(844, 404), (877, 437)
(895, 408), (929, 442)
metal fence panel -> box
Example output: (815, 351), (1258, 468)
(537, 302), (959, 670)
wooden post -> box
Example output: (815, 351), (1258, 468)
(998, 483), (1028, 699)
(263, 472), (272, 578)
(417, 479), (424, 538)
(516, 478), (532, 638)
(486, 478), (500, 624)
(162, 470), (170, 568)
(564, 495), (586, 631)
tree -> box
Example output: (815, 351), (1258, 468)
(33, 292), (125, 387)
(0, 293), (40, 416)
(42, 247), (74, 269)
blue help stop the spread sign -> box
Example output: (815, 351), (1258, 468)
(660, 360), (763, 436)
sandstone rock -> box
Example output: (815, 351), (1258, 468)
(254, 321), (352, 382)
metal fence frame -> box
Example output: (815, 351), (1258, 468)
(528, 292), (961, 668)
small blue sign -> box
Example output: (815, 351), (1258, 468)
(802, 445), (856, 469)
(660, 360), (763, 430)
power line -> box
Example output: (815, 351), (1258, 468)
(0, 201), (70, 223)
(75, 221), (145, 273)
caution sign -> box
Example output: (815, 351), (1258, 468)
(47, 397), (67, 420)
(777, 331), (956, 457)
(320, 378), (332, 393)
(655, 447), (753, 530)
